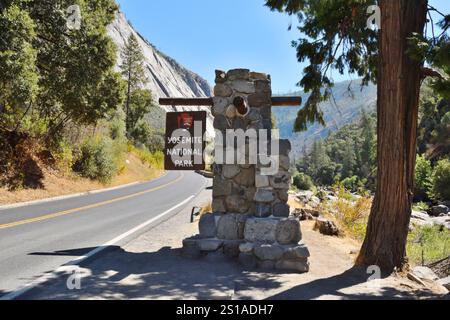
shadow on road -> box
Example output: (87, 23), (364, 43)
(23, 246), (284, 300)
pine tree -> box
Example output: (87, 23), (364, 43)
(266, 0), (450, 272)
(120, 34), (148, 136)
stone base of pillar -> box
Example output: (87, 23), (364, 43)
(182, 213), (310, 273)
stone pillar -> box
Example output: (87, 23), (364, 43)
(182, 69), (310, 273)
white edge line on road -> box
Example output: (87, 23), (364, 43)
(0, 194), (195, 301)
(0, 173), (168, 211)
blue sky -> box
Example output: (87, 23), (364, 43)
(116, 0), (450, 94)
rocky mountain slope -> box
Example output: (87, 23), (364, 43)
(273, 80), (377, 158)
(107, 10), (213, 134)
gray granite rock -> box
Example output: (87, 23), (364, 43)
(199, 214), (218, 238)
(213, 177), (232, 197)
(270, 172), (291, 189)
(223, 165), (241, 179)
(197, 239), (223, 252)
(254, 244), (283, 261)
(217, 214), (247, 240)
(225, 195), (249, 214)
(244, 218), (278, 243)
(239, 242), (255, 254)
(212, 198), (226, 213)
(233, 167), (255, 187)
(276, 259), (310, 273)
(212, 97), (229, 116)
(283, 245), (311, 259)
(227, 69), (250, 80)
(255, 174), (270, 188)
(231, 80), (255, 94)
(255, 203), (272, 218)
(273, 203), (290, 218)
(214, 83), (233, 97)
(254, 188), (275, 203)
(276, 219), (302, 245)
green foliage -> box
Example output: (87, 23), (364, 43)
(109, 108), (127, 141)
(265, 0), (378, 132)
(293, 172), (314, 190)
(297, 111), (377, 190)
(128, 144), (164, 171)
(414, 155), (433, 201)
(266, 1), (450, 132)
(73, 136), (117, 183)
(0, 2), (38, 123)
(431, 159), (450, 201)
(412, 201), (430, 212)
(418, 90), (450, 160)
(52, 139), (73, 175)
(407, 225), (450, 266)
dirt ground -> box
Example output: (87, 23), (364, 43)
(0, 153), (163, 206)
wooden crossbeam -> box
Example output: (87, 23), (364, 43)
(159, 96), (302, 107)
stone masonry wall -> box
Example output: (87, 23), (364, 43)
(182, 69), (310, 273)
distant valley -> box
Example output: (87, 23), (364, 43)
(273, 80), (377, 159)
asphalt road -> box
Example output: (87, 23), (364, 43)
(0, 171), (206, 297)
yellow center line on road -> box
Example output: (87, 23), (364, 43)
(0, 173), (184, 230)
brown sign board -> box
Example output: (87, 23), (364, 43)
(164, 111), (207, 171)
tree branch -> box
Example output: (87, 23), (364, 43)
(421, 67), (445, 80)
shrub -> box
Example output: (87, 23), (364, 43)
(430, 159), (450, 201)
(407, 225), (450, 266)
(293, 172), (314, 190)
(73, 136), (117, 183)
(52, 139), (73, 175)
(414, 155), (433, 201)
(334, 196), (372, 240)
(128, 144), (164, 170)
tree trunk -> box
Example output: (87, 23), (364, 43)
(356, 0), (428, 273)
(125, 69), (132, 137)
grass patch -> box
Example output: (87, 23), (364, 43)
(407, 225), (450, 266)
(412, 201), (430, 212)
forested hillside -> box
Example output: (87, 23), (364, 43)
(273, 80), (377, 158)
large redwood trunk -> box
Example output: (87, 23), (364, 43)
(356, 0), (428, 272)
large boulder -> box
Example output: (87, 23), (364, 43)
(314, 218), (340, 236)
(411, 266), (439, 281)
(429, 205), (449, 217)
(296, 191), (314, 203)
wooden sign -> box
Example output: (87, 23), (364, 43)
(164, 111), (207, 171)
